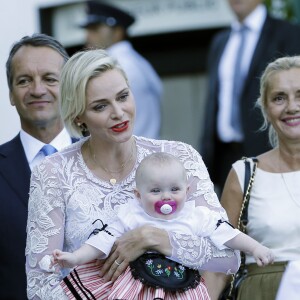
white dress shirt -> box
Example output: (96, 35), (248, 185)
(20, 128), (72, 170)
(217, 4), (266, 142)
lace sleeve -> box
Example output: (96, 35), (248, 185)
(25, 160), (67, 300)
(166, 143), (240, 274)
(168, 232), (240, 274)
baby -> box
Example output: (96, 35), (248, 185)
(52, 152), (274, 299)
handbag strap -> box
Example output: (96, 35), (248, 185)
(238, 157), (258, 233)
(221, 157), (258, 300)
(220, 157), (258, 300)
(238, 157), (258, 273)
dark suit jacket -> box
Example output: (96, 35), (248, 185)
(0, 134), (78, 300)
(0, 135), (30, 300)
(201, 15), (300, 174)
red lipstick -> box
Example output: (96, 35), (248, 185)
(111, 121), (129, 132)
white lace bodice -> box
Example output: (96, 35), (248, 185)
(26, 136), (239, 299)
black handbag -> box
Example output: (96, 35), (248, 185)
(219, 157), (258, 300)
(129, 252), (201, 292)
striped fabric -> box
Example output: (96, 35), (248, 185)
(61, 260), (211, 300)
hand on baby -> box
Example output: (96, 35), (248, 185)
(253, 245), (275, 267)
(51, 249), (78, 269)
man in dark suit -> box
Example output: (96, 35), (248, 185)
(0, 34), (76, 300)
(201, 0), (300, 193)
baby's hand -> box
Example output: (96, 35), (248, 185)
(253, 245), (275, 267)
(51, 249), (77, 268)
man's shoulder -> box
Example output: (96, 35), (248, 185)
(264, 15), (300, 32)
(261, 15), (300, 53)
(213, 27), (231, 37)
(210, 27), (231, 50)
(0, 135), (22, 156)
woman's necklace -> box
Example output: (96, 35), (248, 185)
(281, 172), (300, 207)
(279, 153), (300, 207)
(88, 139), (135, 185)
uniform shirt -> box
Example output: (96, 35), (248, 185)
(108, 41), (162, 139)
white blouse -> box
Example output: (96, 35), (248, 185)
(26, 136), (239, 299)
(233, 159), (300, 264)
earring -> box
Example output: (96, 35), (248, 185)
(76, 121), (89, 137)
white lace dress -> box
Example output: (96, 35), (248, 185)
(26, 136), (239, 299)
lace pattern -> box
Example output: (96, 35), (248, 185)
(169, 232), (238, 274)
(26, 136), (239, 299)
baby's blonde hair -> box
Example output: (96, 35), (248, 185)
(135, 152), (187, 188)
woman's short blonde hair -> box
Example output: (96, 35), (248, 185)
(60, 48), (128, 138)
(256, 55), (300, 148)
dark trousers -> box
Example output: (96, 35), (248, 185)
(210, 139), (244, 196)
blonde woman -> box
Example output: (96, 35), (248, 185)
(204, 56), (300, 300)
(26, 49), (240, 299)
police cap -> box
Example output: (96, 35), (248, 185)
(80, 0), (135, 29)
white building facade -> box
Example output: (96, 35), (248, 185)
(0, 0), (233, 147)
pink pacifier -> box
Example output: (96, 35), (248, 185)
(154, 200), (177, 215)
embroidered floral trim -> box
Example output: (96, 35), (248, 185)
(130, 253), (201, 292)
(145, 258), (186, 279)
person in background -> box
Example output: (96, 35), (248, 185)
(80, 0), (162, 139)
(0, 33), (76, 300)
(276, 260), (300, 300)
(201, 0), (300, 193)
(204, 55), (300, 300)
(25, 48), (240, 299)
(52, 152), (273, 299)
